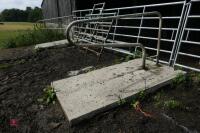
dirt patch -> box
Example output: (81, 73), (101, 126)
(0, 46), (200, 133)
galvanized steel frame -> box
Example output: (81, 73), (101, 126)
(66, 11), (162, 65)
(73, 1), (186, 65)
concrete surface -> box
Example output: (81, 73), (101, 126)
(52, 59), (184, 125)
(35, 39), (68, 49)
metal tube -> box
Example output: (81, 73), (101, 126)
(96, 31), (174, 42)
(66, 11), (162, 65)
(79, 43), (146, 69)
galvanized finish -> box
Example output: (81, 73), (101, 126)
(172, 0), (200, 72)
(79, 43), (147, 69)
(73, 1), (185, 65)
(66, 11), (163, 67)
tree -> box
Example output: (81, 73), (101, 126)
(0, 13), (2, 22)
(28, 7), (43, 22)
(0, 7), (42, 22)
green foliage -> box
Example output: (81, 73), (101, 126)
(138, 90), (146, 101)
(38, 86), (56, 104)
(124, 50), (142, 62)
(130, 90), (146, 107)
(117, 95), (126, 105)
(125, 55), (134, 62)
(1, 29), (66, 48)
(163, 100), (182, 110)
(153, 91), (183, 110)
(134, 50), (142, 58)
(27, 7), (43, 22)
(172, 73), (186, 87)
(131, 101), (139, 109)
(153, 91), (164, 102)
(0, 14), (2, 22)
(1, 7), (42, 22)
(1, 38), (16, 48)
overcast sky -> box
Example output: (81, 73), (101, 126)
(0, 0), (42, 12)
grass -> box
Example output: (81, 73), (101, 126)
(38, 86), (57, 105)
(0, 22), (34, 48)
(0, 22), (66, 49)
(0, 22), (34, 31)
(163, 100), (183, 109)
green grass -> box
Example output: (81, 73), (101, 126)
(0, 22), (34, 48)
(0, 22), (66, 49)
(0, 22), (34, 31)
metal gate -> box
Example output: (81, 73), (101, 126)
(73, 0), (200, 72)
(73, 1), (186, 65)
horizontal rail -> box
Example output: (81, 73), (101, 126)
(79, 43), (146, 69)
(37, 15), (74, 22)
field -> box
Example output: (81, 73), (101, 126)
(0, 22), (34, 48)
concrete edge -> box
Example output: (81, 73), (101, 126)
(35, 39), (69, 49)
(52, 70), (186, 126)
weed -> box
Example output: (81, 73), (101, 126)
(38, 86), (56, 104)
(131, 100), (139, 109)
(163, 100), (182, 110)
(153, 92), (163, 102)
(117, 95), (126, 106)
(138, 90), (146, 101)
(134, 50), (142, 58)
(172, 73), (186, 87)
(124, 50), (143, 62)
(1, 28), (66, 49)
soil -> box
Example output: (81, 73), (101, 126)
(0, 46), (200, 133)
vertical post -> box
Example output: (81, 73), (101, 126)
(134, 6), (146, 57)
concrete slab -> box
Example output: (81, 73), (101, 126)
(35, 39), (68, 49)
(52, 59), (184, 125)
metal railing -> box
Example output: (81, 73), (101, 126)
(73, 1), (186, 65)
(66, 11), (162, 68)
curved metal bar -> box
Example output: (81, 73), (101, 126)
(34, 15), (74, 29)
(79, 43), (146, 69)
(66, 11), (162, 65)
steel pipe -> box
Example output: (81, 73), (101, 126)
(78, 43), (146, 69)
(66, 11), (162, 65)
